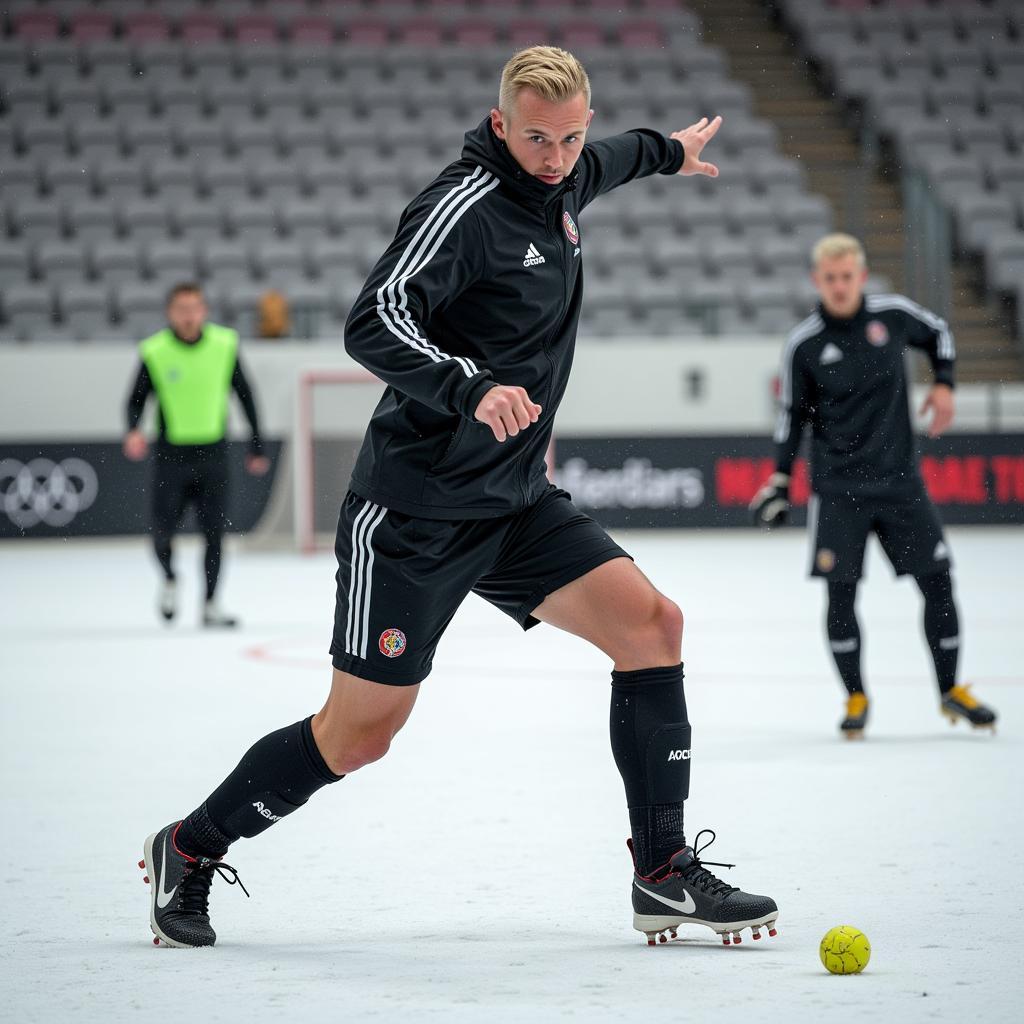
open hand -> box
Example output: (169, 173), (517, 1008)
(919, 383), (955, 438)
(474, 385), (542, 443)
(671, 116), (723, 178)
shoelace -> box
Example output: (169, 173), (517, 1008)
(678, 829), (739, 898)
(947, 685), (979, 709)
(179, 859), (250, 916)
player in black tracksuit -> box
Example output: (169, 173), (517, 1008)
(751, 235), (997, 737)
(141, 48), (779, 951)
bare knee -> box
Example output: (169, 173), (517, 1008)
(650, 594), (683, 660)
(311, 713), (399, 775)
(311, 716), (395, 770)
(612, 592), (683, 669)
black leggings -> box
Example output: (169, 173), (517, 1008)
(826, 570), (960, 695)
(152, 445), (229, 601)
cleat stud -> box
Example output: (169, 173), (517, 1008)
(722, 935), (731, 945)
(138, 860), (146, 869)
(143, 876), (149, 883)
(153, 937), (160, 946)
(768, 927), (778, 937)
(646, 933), (657, 947)
(752, 929), (761, 940)
(658, 932), (667, 943)
(732, 933), (742, 944)
(669, 928), (678, 939)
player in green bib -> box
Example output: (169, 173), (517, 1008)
(123, 283), (269, 626)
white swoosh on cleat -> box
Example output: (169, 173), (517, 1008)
(155, 835), (177, 909)
(634, 883), (697, 915)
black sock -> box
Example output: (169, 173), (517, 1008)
(916, 570), (960, 694)
(176, 717), (342, 859)
(153, 534), (175, 581)
(827, 580), (864, 695)
(203, 533), (222, 601)
(610, 663), (690, 877)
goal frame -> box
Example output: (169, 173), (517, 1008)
(295, 368), (380, 554)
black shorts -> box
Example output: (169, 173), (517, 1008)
(808, 484), (951, 582)
(330, 485), (630, 686)
(152, 444), (229, 537)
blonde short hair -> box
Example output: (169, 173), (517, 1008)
(812, 233), (867, 268)
(498, 46), (591, 114)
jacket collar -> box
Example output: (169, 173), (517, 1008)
(461, 116), (578, 209)
(817, 297), (868, 329)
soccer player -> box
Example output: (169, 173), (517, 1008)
(141, 47), (779, 950)
(751, 234), (998, 738)
(123, 282), (269, 627)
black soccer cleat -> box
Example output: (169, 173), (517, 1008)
(941, 684), (997, 732)
(140, 822), (248, 948)
(840, 692), (869, 740)
(631, 830), (779, 947)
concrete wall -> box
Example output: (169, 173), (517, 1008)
(2, 338), (1022, 441)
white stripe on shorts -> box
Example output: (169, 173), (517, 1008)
(345, 500), (388, 659)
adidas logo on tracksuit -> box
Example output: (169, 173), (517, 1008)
(523, 243), (546, 267)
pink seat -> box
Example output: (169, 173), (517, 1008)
(235, 15), (279, 45)
(345, 20), (391, 46)
(290, 17), (335, 46)
(123, 12), (171, 43)
(561, 21), (605, 49)
(618, 20), (666, 49)
(70, 11), (115, 42)
(636, 0), (691, 9)
(454, 20), (500, 46)
(507, 19), (548, 47)
(179, 12), (225, 44)
(12, 12), (60, 40)
(400, 18), (444, 46)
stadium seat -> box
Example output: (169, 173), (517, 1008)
(34, 240), (88, 288)
(3, 283), (55, 342)
(91, 239), (144, 287)
(115, 282), (168, 341)
(58, 283), (113, 342)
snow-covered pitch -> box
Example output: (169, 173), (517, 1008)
(2, 527), (1021, 1022)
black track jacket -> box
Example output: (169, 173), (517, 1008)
(344, 117), (684, 519)
(774, 294), (956, 498)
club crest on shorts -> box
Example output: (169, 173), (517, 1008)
(562, 211), (579, 244)
(378, 628), (407, 658)
(866, 320), (889, 346)
(816, 549), (837, 572)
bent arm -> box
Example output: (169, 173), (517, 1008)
(344, 180), (497, 418)
(231, 357), (264, 455)
(125, 361), (153, 431)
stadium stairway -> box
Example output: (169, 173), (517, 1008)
(698, 0), (1021, 382)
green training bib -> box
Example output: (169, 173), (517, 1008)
(139, 323), (238, 445)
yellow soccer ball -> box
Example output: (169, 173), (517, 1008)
(820, 925), (871, 975)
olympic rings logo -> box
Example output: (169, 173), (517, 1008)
(0, 457), (99, 528)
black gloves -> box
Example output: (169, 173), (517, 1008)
(750, 472), (791, 529)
